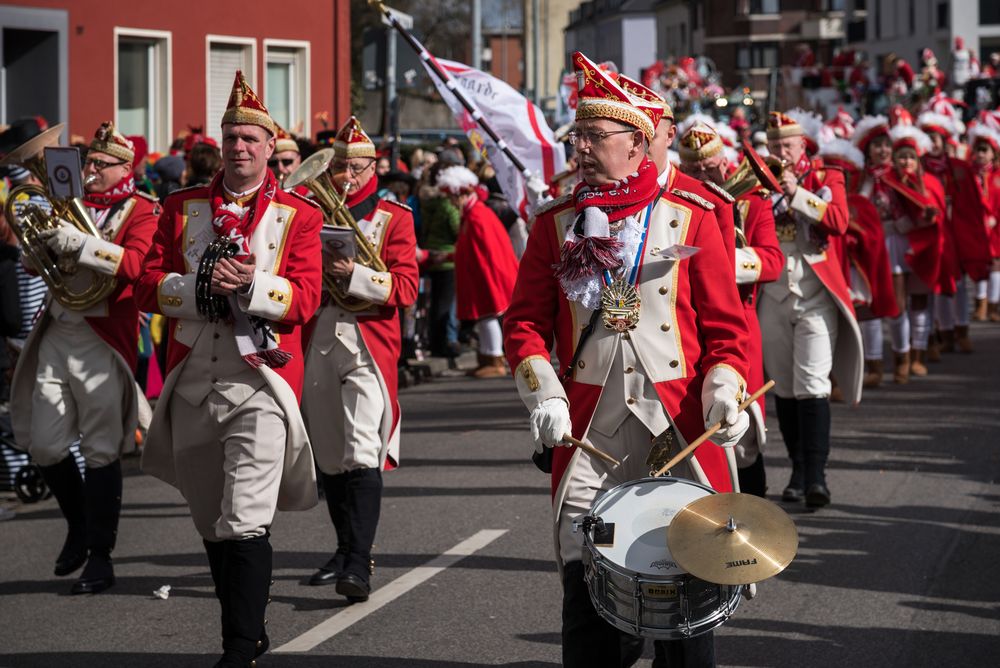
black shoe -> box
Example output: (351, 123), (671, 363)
(782, 486), (804, 503)
(71, 551), (115, 594)
(335, 572), (371, 603)
(54, 528), (88, 576)
(308, 554), (345, 586)
(805, 484), (831, 508)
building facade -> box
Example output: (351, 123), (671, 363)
(564, 0), (658, 80)
(0, 0), (351, 152)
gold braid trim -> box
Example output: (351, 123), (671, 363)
(576, 99), (654, 141)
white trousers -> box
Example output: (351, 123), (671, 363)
(476, 317), (504, 356)
(169, 387), (287, 541)
(759, 290), (839, 399)
(303, 342), (385, 475)
(29, 320), (128, 467)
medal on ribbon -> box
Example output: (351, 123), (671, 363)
(600, 198), (655, 332)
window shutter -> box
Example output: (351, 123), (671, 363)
(208, 43), (250, 142)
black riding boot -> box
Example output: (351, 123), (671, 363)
(561, 560), (640, 666)
(309, 472), (350, 586)
(215, 535), (272, 667)
(774, 396), (803, 502)
(737, 453), (767, 498)
(38, 455), (87, 576)
(799, 397), (832, 507)
(652, 632), (717, 667)
(336, 468), (382, 602)
(71, 460), (121, 594)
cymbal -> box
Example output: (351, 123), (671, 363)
(667, 493), (798, 585)
(0, 123), (65, 167)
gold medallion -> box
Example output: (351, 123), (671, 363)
(601, 278), (641, 332)
(775, 216), (797, 242)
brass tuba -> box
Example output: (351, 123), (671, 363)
(283, 148), (388, 312)
(0, 124), (116, 310)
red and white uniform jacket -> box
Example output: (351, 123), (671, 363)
(843, 194), (898, 318)
(135, 182), (323, 511)
(504, 188), (751, 498)
(767, 158), (864, 404)
(660, 164), (737, 263)
(734, 187), (783, 449)
(922, 156), (992, 283)
(454, 198), (518, 321)
(303, 195), (419, 469)
(11, 191), (159, 454)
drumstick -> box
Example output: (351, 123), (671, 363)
(562, 435), (622, 467)
(652, 380), (775, 478)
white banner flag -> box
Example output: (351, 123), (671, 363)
(422, 57), (565, 218)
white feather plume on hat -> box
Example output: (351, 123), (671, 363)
(917, 111), (958, 138)
(819, 138), (865, 170)
(852, 115), (890, 151)
(889, 124), (932, 155)
(785, 108), (823, 143)
(436, 165), (479, 194)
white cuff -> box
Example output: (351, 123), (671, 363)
(789, 187), (828, 223)
(734, 247), (762, 284)
(76, 236), (124, 277)
(347, 263), (392, 305)
(514, 355), (568, 413)
(157, 272), (200, 319)
(238, 270), (293, 321)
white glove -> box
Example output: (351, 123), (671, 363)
(705, 398), (751, 448)
(528, 397), (572, 454)
(40, 223), (86, 255)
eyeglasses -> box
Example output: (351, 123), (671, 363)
(84, 158), (128, 170)
(567, 129), (635, 146)
(332, 159), (376, 176)
(268, 158), (298, 168)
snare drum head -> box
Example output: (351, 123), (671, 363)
(589, 477), (714, 576)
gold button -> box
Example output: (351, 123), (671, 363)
(188, 237), (195, 245)
(371, 276), (379, 283)
(624, 366), (634, 374)
(176, 323), (183, 331)
(669, 219), (679, 228)
(626, 397), (636, 405)
(268, 290), (275, 298)
(269, 243), (276, 249)
(277, 294), (284, 301)
(578, 360), (586, 369)
(661, 323), (671, 332)
(659, 286), (668, 295)
(651, 247), (660, 255)
(94, 250), (101, 257)
(277, 217), (285, 223)
(191, 210), (199, 217)
(669, 360), (679, 368)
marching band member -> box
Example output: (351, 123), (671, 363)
(269, 123), (303, 188)
(301, 116), (418, 602)
(9, 121), (158, 595)
(918, 113), (992, 352)
(881, 125), (945, 380)
(677, 122), (784, 497)
(761, 111), (863, 508)
(968, 125), (1000, 322)
(135, 71), (322, 666)
(854, 115), (898, 384)
(436, 164), (518, 378)
(503, 51), (750, 666)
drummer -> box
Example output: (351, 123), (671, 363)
(503, 51), (751, 666)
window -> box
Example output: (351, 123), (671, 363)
(264, 40), (310, 136)
(981, 0), (1000, 25)
(908, 0), (915, 33)
(737, 0), (780, 14)
(115, 29), (170, 152)
(737, 43), (779, 69)
(206, 36), (255, 143)
(936, 2), (948, 28)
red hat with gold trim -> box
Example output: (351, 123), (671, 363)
(617, 74), (674, 123)
(678, 122), (724, 163)
(221, 70), (276, 135)
(89, 121), (135, 164)
(573, 51), (657, 142)
(766, 111), (803, 140)
(274, 124), (299, 154)
(332, 116), (376, 159)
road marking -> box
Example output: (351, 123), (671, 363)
(274, 529), (508, 653)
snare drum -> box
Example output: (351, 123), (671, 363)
(580, 476), (743, 640)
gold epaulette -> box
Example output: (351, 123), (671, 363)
(287, 188), (322, 210)
(134, 189), (160, 203)
(670, 188), (715, 211)
(532, 192), (573, 218)
(383, 197), (412, 212)
(702, 181), (735, 203)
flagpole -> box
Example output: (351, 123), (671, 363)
(368, 0), (532, 178)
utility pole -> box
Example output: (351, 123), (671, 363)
(472, 0), (482, 70)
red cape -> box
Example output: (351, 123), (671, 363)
(922, 156), (992, 281)
(896, 172), (944, 289)
(845, 194), (899, 318)
(454, 199), (519, 320)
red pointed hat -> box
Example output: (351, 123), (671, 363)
(332, 116), (376, 159)
(221, 70), (275, 135)
(573, 51), (656, 141)
(678, 123), (724, 162)
(887, 104), (914, 127)
(766, 111), (803, 140)
(89, 121), (135, 164)
(274, 123), (299, 154)
(617, 74), (674, 123)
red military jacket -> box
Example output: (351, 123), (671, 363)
(663, 165), (737, 264)
(922, 155), (992, 282)
(504, 187), (750, 496)
(134, 181), (323, 399)
(77, 192), (160, 371)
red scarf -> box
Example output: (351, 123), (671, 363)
(572, 157), (659, 222)
(84, 173), (136, 209)
(209, 170), (279, 261)
(923, 153), (949, 177)
(344, 174), (378, 208)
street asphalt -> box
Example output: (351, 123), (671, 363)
(1, 324), (998, 667)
